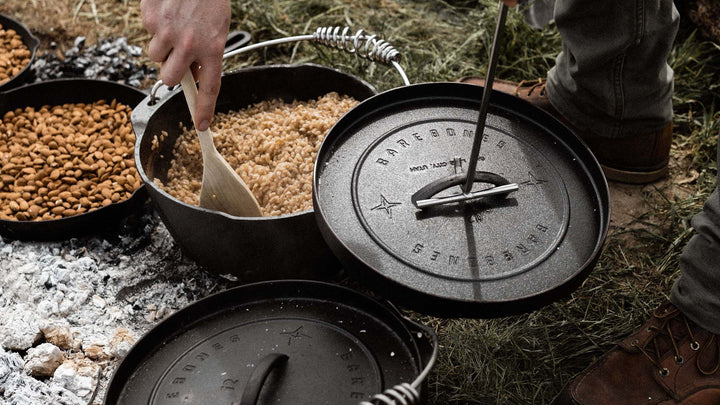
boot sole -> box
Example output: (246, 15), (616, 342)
(601, 164), (668, 184)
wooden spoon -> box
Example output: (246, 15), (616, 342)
(180, 69), (263, 217)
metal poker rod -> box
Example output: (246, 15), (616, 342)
(462, 1), (509, 194)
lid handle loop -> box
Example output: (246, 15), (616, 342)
(239, 353), (289, 405)
(411, 171), (518, 209)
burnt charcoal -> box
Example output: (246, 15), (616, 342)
(31, 36), (156, 88)
(73, 36), (86, 49)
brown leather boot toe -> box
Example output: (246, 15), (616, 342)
(458, 76), (672, 184)
(552, 302), (720, 405)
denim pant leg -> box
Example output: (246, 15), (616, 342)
(546, 0), (679, 139)
(671, 140), (720, 335)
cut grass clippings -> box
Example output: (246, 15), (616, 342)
(0, 0), (718, 403)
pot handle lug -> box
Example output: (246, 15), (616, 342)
(147, 31), (254, 105)
(239, 353), (289, 405)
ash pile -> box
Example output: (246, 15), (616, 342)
(0, 37), (229, 405)
(30, 36), (156, 88)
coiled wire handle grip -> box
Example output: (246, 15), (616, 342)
(150, 26), (408, 104)
(358, 316), (439, 405)
(222, 26), (410, 86)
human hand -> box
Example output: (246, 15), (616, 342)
(141, 0), (230, 131)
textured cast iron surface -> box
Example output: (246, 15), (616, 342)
(0, 79), (148, 240)
(314, 82), (610, 318)
(0, 13), (39, 92)
(105, 280), (432, 405)
(133, 64), (377, 280)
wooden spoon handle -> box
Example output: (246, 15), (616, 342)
(180, 69), (215, 153)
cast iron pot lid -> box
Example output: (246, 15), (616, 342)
(105, 280), (435, 405)
(313, 82), (610, 318)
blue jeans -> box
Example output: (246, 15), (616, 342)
(523, 0), (720, 333)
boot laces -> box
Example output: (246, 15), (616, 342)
(631, 305), (720, 376)
(515, 78), (547, 97)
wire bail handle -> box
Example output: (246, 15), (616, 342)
(222, 26), (410, 86)
(149, 26), (409, 104)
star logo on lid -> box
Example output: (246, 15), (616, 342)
(520, 171), (547, 187)
(281, 326), (312, 346)
(371, 194), (402, 218)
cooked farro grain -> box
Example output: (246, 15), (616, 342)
(156, 92), (359, 216)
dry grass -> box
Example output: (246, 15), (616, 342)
(1, 0), (718, 403)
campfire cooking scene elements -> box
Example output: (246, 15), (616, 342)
(1, 1), (718, 405)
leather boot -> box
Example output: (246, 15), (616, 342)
(458, 76), (673, 184)
(553, 302), (720, 405)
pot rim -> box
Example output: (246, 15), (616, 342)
(133, 63), (377, 222)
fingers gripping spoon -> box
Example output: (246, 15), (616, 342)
(180, 70), (263, 217)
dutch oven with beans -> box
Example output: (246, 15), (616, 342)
(0, 79), (147, 240)
(133, 64), (377, 281)
(0, 13), (39, 91)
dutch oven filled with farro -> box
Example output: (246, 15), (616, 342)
(0, 13), (39, 91)
(0, 79), (147, 240)
(133, 63), (377, 281)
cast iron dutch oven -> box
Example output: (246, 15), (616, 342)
(0, 79), (147, 240)
(313, 81), (610, 318)
(133, 73), (609, 316)
(132, 64), (378, 281)
(105, 280), (437, 405)
(0, 13), (39, 91)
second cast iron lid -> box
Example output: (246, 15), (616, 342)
(313, 82), (610, 318)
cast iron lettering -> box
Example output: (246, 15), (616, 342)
(220, 379), (238, 391)
(196, 352), (209, 361)
(516, 244), (530, 255)
(503, 250), (513, 261)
